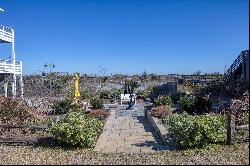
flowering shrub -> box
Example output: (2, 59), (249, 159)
(163, 113), (227, 149)
(50, 112), (103, 147)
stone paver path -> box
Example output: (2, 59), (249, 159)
(95, 104), (168, 153)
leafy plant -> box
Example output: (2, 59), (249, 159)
(136, 90), (148, 100)
(112, 88), (125, 100)
(50, 112), (103, 147)
(179, 95), (211, 115)
(127, 80), (139, 91)
(99, 90), (112, 100)
(51, 98), (74, 115)
(80, 88), (95, 101)
(154, 96), (173, 106)
(179, 96), (196, 114)
(90, 98), (104, 109)
(163, 113), (227, 149)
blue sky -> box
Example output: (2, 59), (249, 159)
(0, 0), (249, 75)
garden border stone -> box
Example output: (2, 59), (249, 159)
(144, 104), (174, 147)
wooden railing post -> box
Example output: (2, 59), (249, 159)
(227, 112), (235, 145)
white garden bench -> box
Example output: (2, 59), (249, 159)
(120, 94), (136, 105)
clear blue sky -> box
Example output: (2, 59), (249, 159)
(0, 0), (249, 75)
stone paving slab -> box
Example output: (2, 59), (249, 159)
(94, 104), (167, 153)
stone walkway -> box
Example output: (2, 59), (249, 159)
(94, 104), (168, 153)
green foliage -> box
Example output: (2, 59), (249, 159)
(127, 80), (139, 90)
(50, 112), (103, 147)
(90, 98), (104, 109)
(136, 90), (148, 100)
(241, 111), (249, 125)
(179, 95), (211, 115)
(80, 88), (95, 101)
(124, 80), (139, 94)
(99, 90), (112, 99)
(52, 98), (74, 115)
(111, 88), (124, 100)
(179, 96), (196, 113)
(154, 96), (173, 106)
(163, 113), (227, 149)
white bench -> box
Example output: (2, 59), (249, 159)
(120, 94), (136, 105)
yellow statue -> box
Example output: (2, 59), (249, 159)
(73, 73), (80, 98)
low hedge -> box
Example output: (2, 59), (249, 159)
(50, 112), (103, 148)
(163, 113), (227, 149)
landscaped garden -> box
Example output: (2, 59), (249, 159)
(0, 73), (249, 164)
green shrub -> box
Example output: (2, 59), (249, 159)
(179, 95), (211, 115)
(99, 90), (112, 99)
(154, 96), (173, 106)
(241, 111), (249, 125)
(179, 96), (196, 113)
(49, 112), (103, 147)
(52, 98), (74, 115)
(90, 98), (104, 109)
(113, 88), (125, 100)
(136, 90), (148, 100)
(80, 88), (95, 101)
(163, 113), (226, 149)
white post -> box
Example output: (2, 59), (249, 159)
(4, 81), (7, 97)
(20, 75), (24, 98)
(11, 29), (16, 98)
(120, 94), (122, 105)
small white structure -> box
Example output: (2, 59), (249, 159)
(120, 94), (136, 105)
(0, 10), (23, 98)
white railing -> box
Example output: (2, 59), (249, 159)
(0, 60), (22, 75)
(15, 61), (22, 75)
(0, 25), (13, 43)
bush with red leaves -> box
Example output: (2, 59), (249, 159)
(151, 105), (173, 119)
(0, 95), (43, 125)
(85, 109), (110, 121)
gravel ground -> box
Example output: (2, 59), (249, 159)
(0, 143), (248, 165)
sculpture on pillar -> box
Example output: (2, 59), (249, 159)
(73, 73), (80, 100)
(125, 81), (136, 110)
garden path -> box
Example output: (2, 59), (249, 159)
(94, 104), (169, 153)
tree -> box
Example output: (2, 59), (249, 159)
(193, 70), (202, 75)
